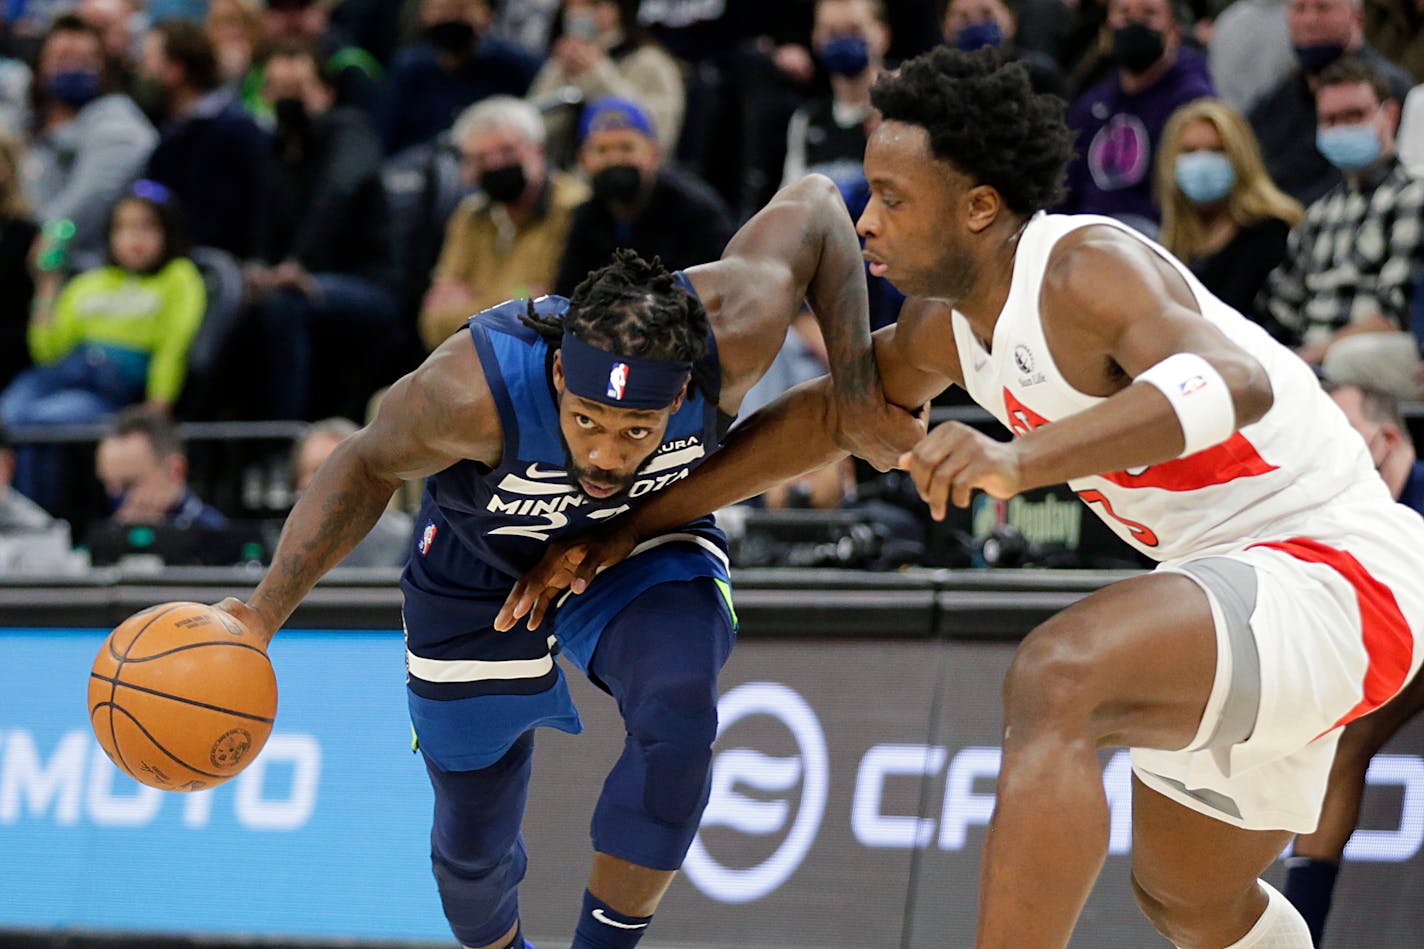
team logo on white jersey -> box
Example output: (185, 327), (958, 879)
(607, 362), (629, 400)
(1014, 344), (1045, 387)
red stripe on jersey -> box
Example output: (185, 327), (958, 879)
(1099, 433), (1277, 492)
(1000, 386), (1276, 492)
(1253, 537), (1414, 732)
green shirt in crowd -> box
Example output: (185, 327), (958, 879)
(28, 258), (206, 404)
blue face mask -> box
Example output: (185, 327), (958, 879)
(47, 69), (101, 108)
(818, 35), (871, 77)
(1174, 150), (1236, 205)
(955, 21), (1004, 51)
(1316, 123), (1382, 172)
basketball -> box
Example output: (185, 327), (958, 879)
(88, 601), (278, 792)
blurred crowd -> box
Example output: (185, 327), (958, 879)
(0, 0), (1421, 571)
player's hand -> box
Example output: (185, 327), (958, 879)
(832, 386), (927, 472)
(494, 525), (640, 632)
(213, 597), (276, 649)
(900, 421), (1023, 521)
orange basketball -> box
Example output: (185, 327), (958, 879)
(88, 601), (278, 792)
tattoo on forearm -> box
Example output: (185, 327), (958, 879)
(254, 474), (390, 625)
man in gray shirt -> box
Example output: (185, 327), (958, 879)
(0, 424), (55, 534)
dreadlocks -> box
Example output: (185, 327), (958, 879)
(521, 249), (718, 404)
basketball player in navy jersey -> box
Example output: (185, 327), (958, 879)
(504, 48), (1424, 949)
(215, 171), (920, 949)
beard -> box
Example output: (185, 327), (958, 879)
(560, 435), (655, 502)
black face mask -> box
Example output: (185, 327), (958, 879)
(1112, 23), (1165, 75)
(592, 164), (643, 205)
(426, 19), (477, 56)
(480, 163), (528, 204)
(273, 96), (309, 138)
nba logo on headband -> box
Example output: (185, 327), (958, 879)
(607, 362), (630, 400)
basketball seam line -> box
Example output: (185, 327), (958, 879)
(108, 604), (183, 776)
(95, 701), (227, 780)
(88, 672), (276, 724)
(111, 640), (269, 663)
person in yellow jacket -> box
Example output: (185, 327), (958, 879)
(0, 180), (205, 428)
(0, 180), (205, 511)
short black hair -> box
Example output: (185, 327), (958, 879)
(1317, 56), (1393, 105)
(107, 405), (184, 459)
(264, 40), (340, 89)
(154, 20), (221, 93)
(521, 249), (716, 404)
(870, 46), (1073, 215)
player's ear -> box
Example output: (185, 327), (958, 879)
(965, 185), (1001, 234)
(552, 349), (566, 394)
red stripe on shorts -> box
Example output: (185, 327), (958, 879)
(1252, 537), (1413, 732)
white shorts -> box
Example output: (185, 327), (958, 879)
(1131, 496), (1424, 833)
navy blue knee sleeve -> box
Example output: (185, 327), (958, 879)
(589, 579), (735, 870)
(426, 732), (535, 947)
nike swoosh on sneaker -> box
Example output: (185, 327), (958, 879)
(592, 908), (649, 930)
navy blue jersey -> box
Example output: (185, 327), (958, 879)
(398, 279), (736, 766)
(404, 277), (727, 606)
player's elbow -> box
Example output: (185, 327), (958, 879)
(1219, 352), (1274, 428)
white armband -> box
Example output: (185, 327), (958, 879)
(1135, 353), (1236, 457)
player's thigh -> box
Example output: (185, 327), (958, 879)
(1006, 570), (1217, 751)
(1131, 774), (1291, 911)
(590, 577), (736, 710)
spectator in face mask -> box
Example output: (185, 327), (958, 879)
(941, 0), (1065, 98)
(552, 96), (734, 298)
(780, 0), (891, 190)
(1247, 0), (1414, 207)
(25, 14), (157, 267)
(378, 0), (541, 156)
(1258, 57), (1424, 401)
(1156, 98), (1304, 316)
(247, 42), (401, 421)
(260, 0), (383, 115)
(1061, 0), (1215, 233)
(528, 0), (686, 160)
(419, 96), (590, 351)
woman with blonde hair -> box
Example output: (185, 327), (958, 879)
(1156, 97), (1303, 316)
(0, 128), (37, 392)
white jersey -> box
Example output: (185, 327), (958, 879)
(952, 212), (1387, 563)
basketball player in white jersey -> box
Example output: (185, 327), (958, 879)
(497, 47), (1424, 948)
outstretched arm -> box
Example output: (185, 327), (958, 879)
(689, 174), (906, 470)
(495, 317), (956, 630)
(902, 227), (1274, 519)
(219, 335), (503, 645)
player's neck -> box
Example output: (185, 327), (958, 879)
(954, 217), (1027, 350)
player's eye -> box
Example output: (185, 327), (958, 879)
(575, 414), (596, 429)
(625, 427), (651, 440)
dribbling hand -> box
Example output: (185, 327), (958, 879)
(900, 421), (1023, 520)
(213, 597), (276, 649)
(495, 524), (641, 632)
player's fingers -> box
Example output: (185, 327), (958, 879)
(525, 586), (557, 631)
(494, 582), (528, 632)
(950, 466), (977, 510)
(571, 552), (602, 594)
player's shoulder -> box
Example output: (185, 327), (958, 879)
(470, 294), (569, 341)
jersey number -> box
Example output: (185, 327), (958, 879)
(1076, 489), (1159, 548)
(489, 511), (568, 541)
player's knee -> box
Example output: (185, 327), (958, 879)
(626, 675), (719, 824)
(1130, 868), (1256, 948)
(1003, 622), (1103, 736)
